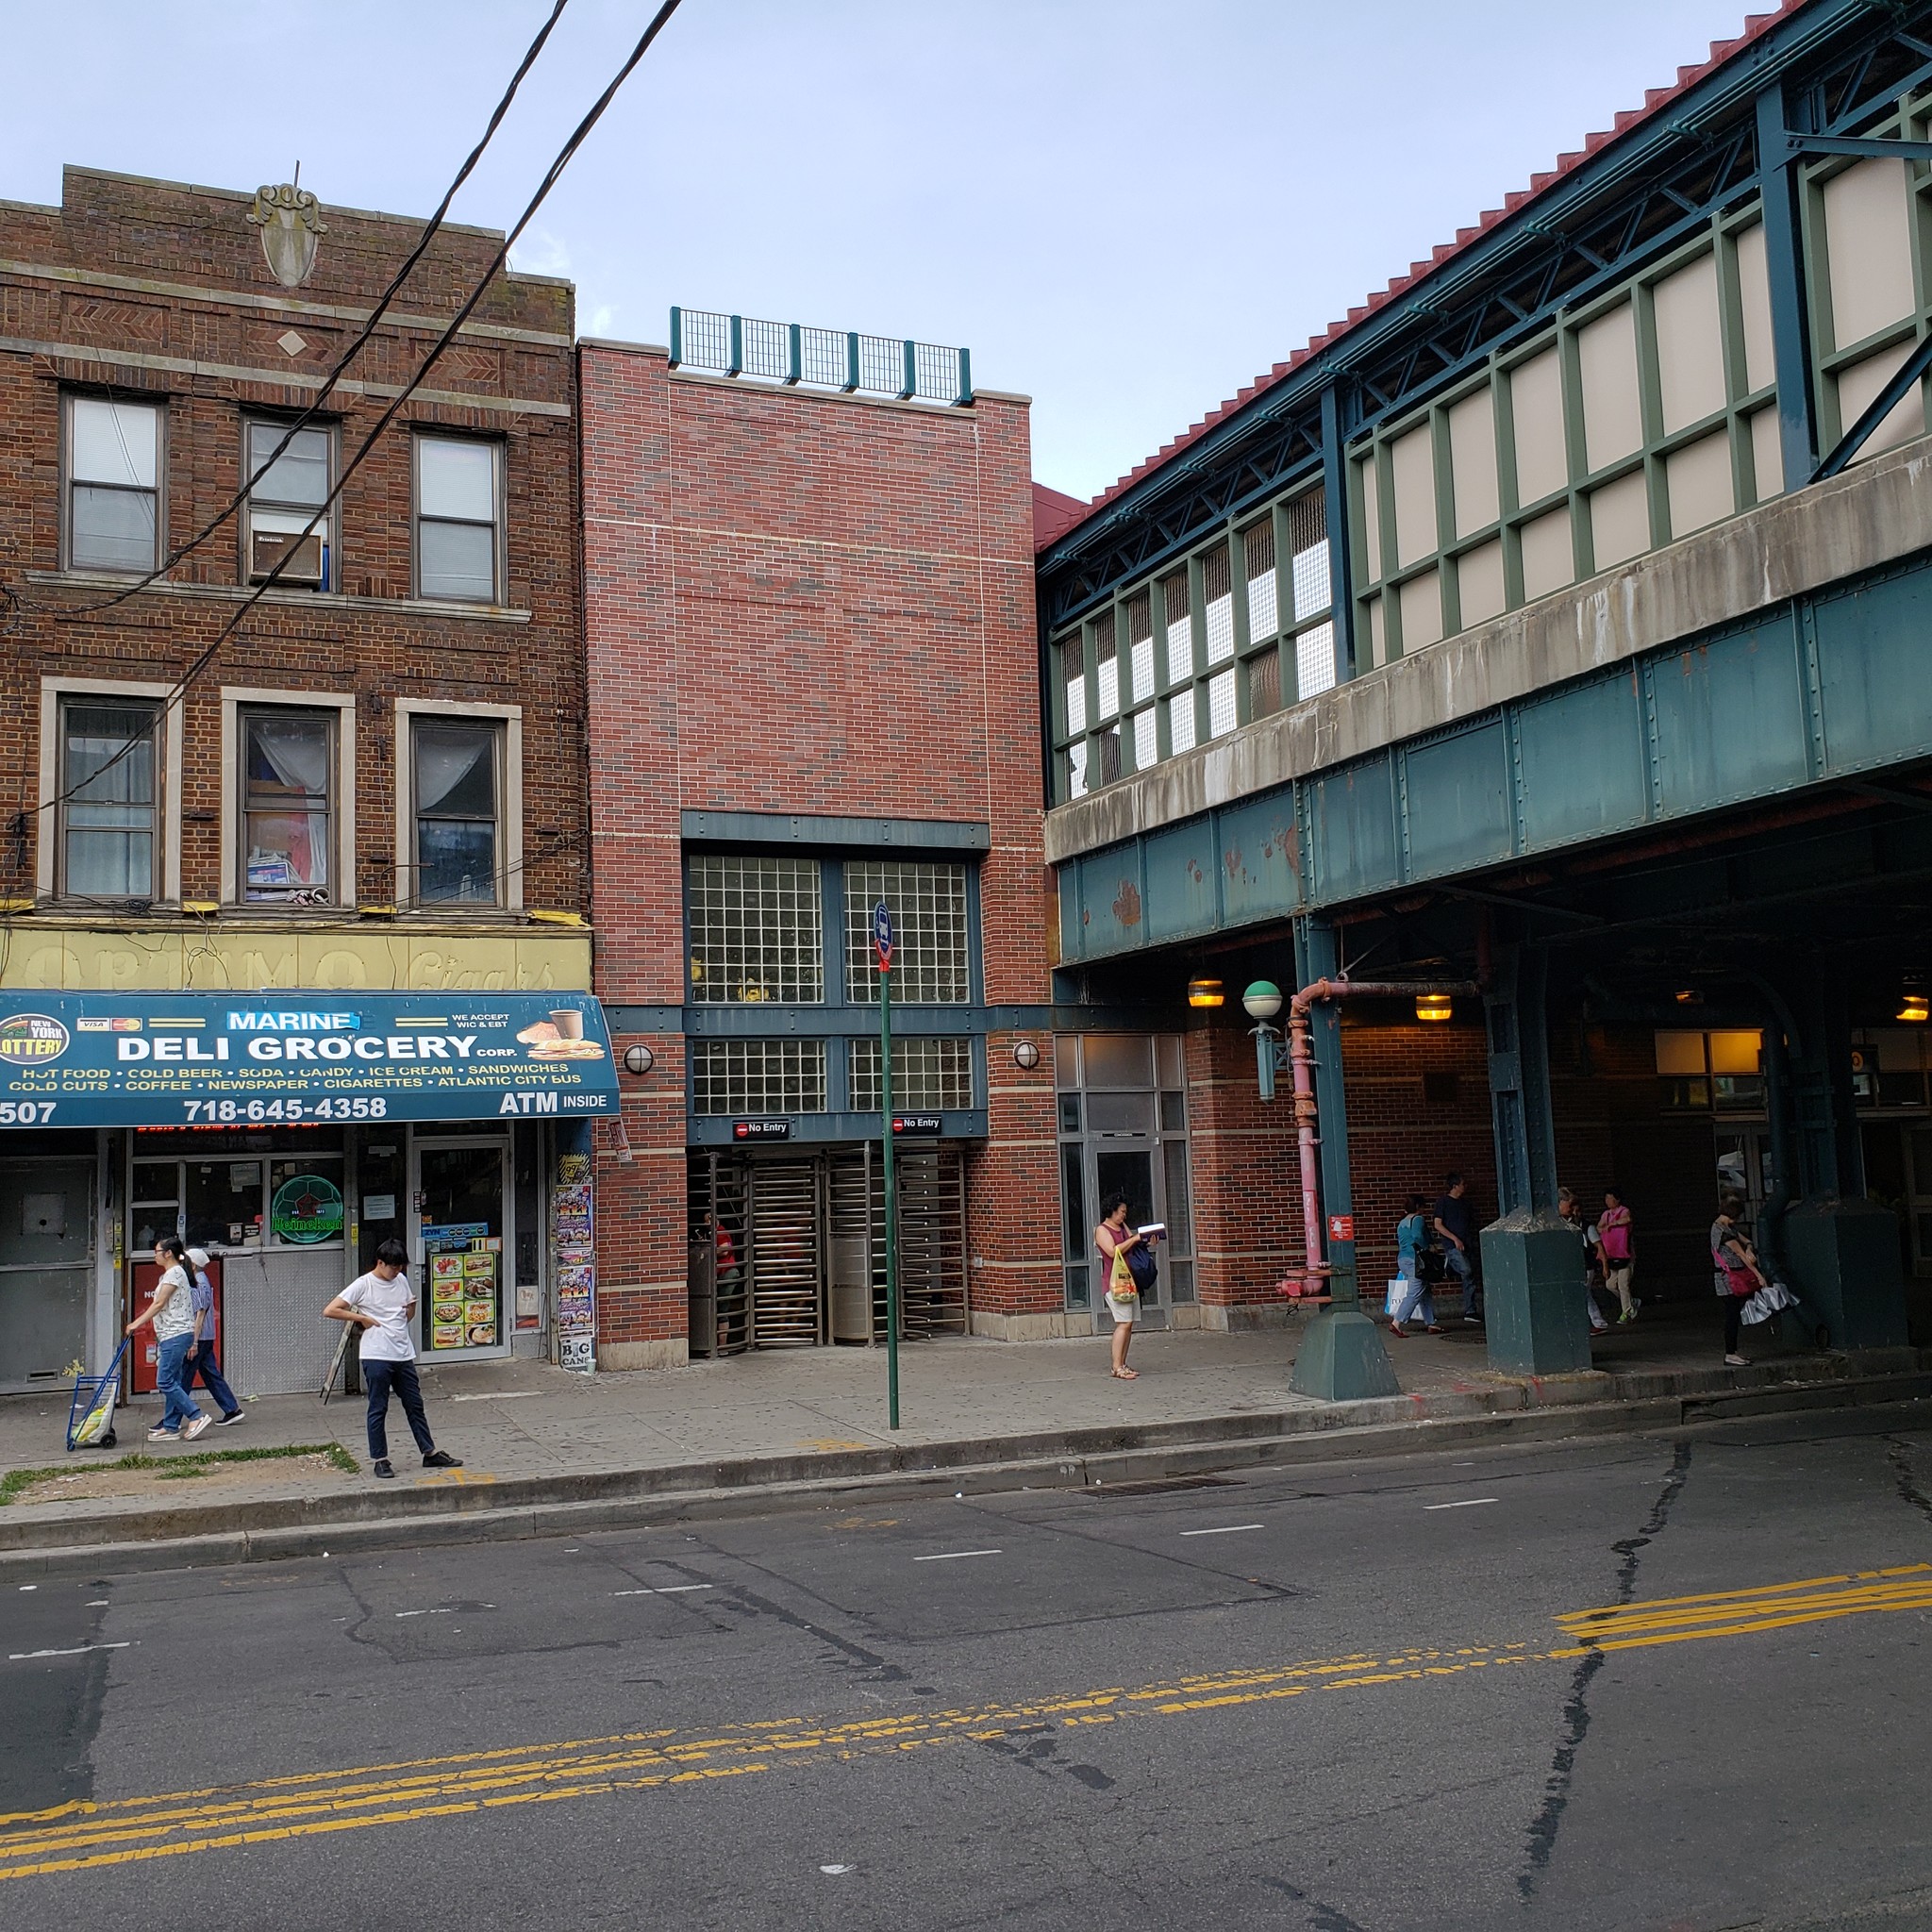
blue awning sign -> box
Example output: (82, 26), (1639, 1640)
(0, 993), (619, 1128)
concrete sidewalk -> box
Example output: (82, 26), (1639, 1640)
(4, 1303), (1928, 1574)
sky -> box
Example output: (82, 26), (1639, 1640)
(1, 0), (1763, 502)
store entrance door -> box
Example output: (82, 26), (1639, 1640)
(1091, 1143), (1166, 1328)
(412, 1137), (509, 1360)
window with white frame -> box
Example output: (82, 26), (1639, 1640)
(415, 436), (501, 603)
(243, 421), (332, 589)
(239, 707), (335, 905)
(67, 396), (162, 574)
(411, 717), (502, 905)
(57, 697), (161, 898)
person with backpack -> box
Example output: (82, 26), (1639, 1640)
(1094, 1194), (1145, 1380)
(1387, 1194), (1442, 1337)
(183, 1247), (244, 1426)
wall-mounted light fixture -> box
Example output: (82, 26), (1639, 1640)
(1414, 991), (1454, 1024)
(622, 1043), (657, 1076)
(1674, 988), (1704, 1006)
(1900, 985), (1930, 1024)
(1241, 981), (1284, 1023)
(1012, 1040), (1041, 1069)
(1187, 977), (1225, 1008)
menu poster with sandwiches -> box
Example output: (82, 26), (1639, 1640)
(425, 1227), (500, 1350)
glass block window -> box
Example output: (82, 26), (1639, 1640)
(1202, 541), (1234, 665)
(1242, 518), (1277, 642)
(688, 855), (824, 1003)
(845, 860), (970, 1003)
(1161, 572), (1193, 687)
(849, 1036), (974, 1111)
(691, 1039), (827, 1115)
(1127, 591), (1155, 703)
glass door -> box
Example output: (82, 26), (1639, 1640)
(1089, 1141), (1168, 1325)
(412, 1136), (509, 1358)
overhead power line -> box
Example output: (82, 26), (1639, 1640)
(36, 0), (688, 825)
(52, 0), (574, 621)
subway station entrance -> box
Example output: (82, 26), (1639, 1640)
(686, 1145), (968, 1356)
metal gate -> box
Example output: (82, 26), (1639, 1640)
(0, 1158), (94, 1393)
(688, 1147), (969, 1353)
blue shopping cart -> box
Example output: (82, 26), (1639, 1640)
(66, 1340), (128, 1452)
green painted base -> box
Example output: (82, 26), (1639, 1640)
(1480, 1214), (1592, 1376)
(1784, 1195), (1908, 1350)
(1289, 1307), (1402, 1402)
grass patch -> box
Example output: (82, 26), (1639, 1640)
(0, 1441), (358, 1504)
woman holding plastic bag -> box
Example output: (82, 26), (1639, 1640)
(1095, 1195), (1143, 1380)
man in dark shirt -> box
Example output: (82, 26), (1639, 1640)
(1432, 1173), (1480, 1324)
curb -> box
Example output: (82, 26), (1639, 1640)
(3, 1352), (1928, 1580)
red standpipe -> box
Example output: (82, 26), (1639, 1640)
(1282, 978), (1481, 1299)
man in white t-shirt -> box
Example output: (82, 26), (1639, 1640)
(324, 1240), (462, 1480)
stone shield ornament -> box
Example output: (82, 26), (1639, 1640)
(247, 183), (327, 289)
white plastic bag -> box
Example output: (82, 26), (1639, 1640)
(1740, 1278), (1798, 1326)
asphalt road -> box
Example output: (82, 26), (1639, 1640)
(5, 1406), (1932, 1931)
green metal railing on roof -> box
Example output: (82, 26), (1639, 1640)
(669, 307), (972, 406)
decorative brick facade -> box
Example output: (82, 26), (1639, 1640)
(578, 339), (1057, 1365)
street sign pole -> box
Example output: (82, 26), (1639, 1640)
(874, 900), (900, 1430)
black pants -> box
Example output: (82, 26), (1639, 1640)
(186, 1340), (240, 1418)
(1724, 1294), (1749, 1354)
(363, 1358), (436, 1462)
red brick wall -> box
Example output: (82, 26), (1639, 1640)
(1184, 1023), (1303, 1309)
(579, 342), (1054, 1344)
(0, 167), (585, 918)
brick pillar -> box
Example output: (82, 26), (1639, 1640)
(1184, 1024), (1302, 1329)
(593, 1032), (689, 1370)
(964, 1029), (1064, 1339)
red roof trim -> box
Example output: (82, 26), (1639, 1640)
(1040, 4), (1805, 555)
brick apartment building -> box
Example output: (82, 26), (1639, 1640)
(0, 166), (607, 1398)
(578, 314), (1074, 1368)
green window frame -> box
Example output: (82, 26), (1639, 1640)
(1348, 204), (1782, 669)
(1048, 484), (1330, 804)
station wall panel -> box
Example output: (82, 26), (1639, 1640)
(1517, 670), (1650, 849)
(1308, 758), (1399, 902)
(1652, 615), (1808, 815)
(1812, 566), (1932, 776)
(1404, 721), (1513, 877)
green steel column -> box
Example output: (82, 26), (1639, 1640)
(1320, 382), (1357, 686)
(1755, 82), (1820, 488)
(1480, 941), (1590, 1376)
(1288, 918), (1398, 1402)
(881, 965), (900, 1429)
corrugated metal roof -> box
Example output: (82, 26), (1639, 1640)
(1038, 3), (1807, 555)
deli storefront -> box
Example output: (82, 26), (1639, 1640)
(0, 994), (615, 1397)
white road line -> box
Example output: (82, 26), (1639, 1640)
(394, 1608), (456, 1618)
(1180, 1524), (1264, 1537)
(9, 1642), (132, 1660)
(912, 1549), (1002, 1562)
(1424, 1497), (1501, 1510)
(612, 1585), (714, 1596)
(446, 1391), (546, 1403)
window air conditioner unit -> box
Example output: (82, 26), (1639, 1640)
(251, 529), (325, 585)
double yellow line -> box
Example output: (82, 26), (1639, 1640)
(3, 1560), (1924, 1884)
